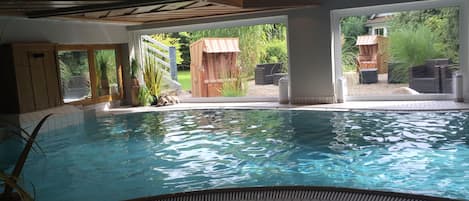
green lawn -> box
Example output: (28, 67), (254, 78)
(177, 70), (191, 91)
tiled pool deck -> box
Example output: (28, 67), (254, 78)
(106, 101), (469, 116)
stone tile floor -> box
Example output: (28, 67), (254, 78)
(344, 72), (408, 96)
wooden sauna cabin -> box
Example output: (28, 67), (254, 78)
(356, 35), (389, 74)
(189, 38), (240, 97)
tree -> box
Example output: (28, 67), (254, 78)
(390, 25), (439, 67)
(388, 7), (459, 63)
(177, 32), (191, 69)
(340, 16), (368, 71)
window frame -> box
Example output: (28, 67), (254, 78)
(57, 44), (123, 105)
(373, 27), (385, 36)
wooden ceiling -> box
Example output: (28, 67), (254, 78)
(0, 0), (320, 24)
(0, 1), (123, 16)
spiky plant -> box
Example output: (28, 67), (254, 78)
(143, 55), (163, 100)
(130, 59), (140, 79)
(1, 114), (51, 201)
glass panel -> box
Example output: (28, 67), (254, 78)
(58, 50), (91, 103)
(94, 49), (119, 97)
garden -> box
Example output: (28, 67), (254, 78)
(341, 7), (459, 96)
(146, 23), (288, 99)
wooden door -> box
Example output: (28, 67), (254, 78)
(28, 51), (50, 110)
(12, 48), (35, 113)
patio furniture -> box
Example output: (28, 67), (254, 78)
(440, 64), (459, 93)
(409, 59), (452, 93)
(356, 35), (389, 74)
(255, 63), (282, 85)
(273, 73), (288, 86)
(359, 68), (378, 84)
(409, 64), (440, 93)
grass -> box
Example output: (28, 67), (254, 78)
(343, 64), (357, 73)
(177, 70), (192, 91)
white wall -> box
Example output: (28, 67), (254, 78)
(0, 16), (129, 44)
(287, 8), (335, 104)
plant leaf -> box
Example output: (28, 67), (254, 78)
(0, 171), (33, 201)
(4, 114), (52, 195)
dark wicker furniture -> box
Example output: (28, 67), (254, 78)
(409, 59), (455, 93)
(359, 68), (378, 84)
(255, 63), (282, 85)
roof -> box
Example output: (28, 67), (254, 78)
(365, 16), (388, 26)
(356, 35), (381, 45)
(192, 38), (240, 53)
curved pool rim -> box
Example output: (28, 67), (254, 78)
(126, 186), (460, 201)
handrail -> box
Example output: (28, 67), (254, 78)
(145, 49), (170, 68)
(145, 44), (169, 60)
(141, 35), (178, 81)
(142, 35), (169, 51)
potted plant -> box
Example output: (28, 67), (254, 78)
(1, 114), (51, 201)
(96, 52), (110, 96)
(137, 86), (153, 106)
(130, 59), (140, 106)
(143, 55), (163, 105)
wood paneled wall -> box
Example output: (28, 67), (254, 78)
(0, 43), (62, 113)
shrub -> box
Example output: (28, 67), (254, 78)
(389, 25), (441, 82)
(261, 40), (288, 72)
(138, 86), (154, 106)
(390, 25), (440, 68)
(388, 7), (459, 63)
(130, 59), (139, 79)
(340, 16), (367, 73)
(143, 55), (163, 98)
(341, 44), (358, 72)
(220, 68), (247, 97)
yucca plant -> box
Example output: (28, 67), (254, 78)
(130, 59), (139, 79)
(143, 55), (163, 102)
(95, 51), (111, 96)
(1, 114), (52, 201)
(137, 86), (154, 106)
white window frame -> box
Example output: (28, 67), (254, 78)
(331, 0), (468, 102)
(372, 26), (386, 36)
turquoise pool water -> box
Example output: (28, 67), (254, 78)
(2, 110), (469, 201)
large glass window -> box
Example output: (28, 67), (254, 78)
(58, 50), (91, 103)
(95, 49), (120, 97)
(58, 45), (122, 104)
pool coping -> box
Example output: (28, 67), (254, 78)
(103, 101), (469, 116)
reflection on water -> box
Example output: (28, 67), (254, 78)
(4, 110), (469, 201)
